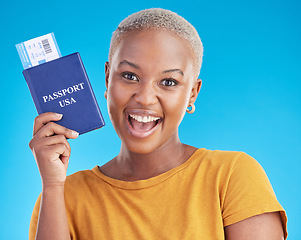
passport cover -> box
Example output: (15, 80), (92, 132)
(23, 52), (105, 135)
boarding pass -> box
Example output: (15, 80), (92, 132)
(16, 32), (61, 69)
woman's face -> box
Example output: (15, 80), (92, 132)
(106, 29), (201, 154)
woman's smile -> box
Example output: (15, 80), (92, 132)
(126, 109), (163, 138)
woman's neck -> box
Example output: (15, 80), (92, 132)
(100, 138), (197, 181)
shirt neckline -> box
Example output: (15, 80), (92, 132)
(91, 148), (205, 190)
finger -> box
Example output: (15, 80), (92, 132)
(60, 155), (70, 165)
(42, 134), (71, 152)
(33, 112), (63, 135)
(37, 121), (79, 139)
(47, 143), (71, 164)
(55, 144), (70, 165)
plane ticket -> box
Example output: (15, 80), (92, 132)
(16, 32), (62, 69)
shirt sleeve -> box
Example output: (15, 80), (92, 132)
(29, 194), (41, 240)
(222, 152), (287, 238)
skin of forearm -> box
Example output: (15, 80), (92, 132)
(35, 185), (70, 240)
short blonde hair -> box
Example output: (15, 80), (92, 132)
(109, 8), (204, 77)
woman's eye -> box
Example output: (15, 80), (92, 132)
(161, 79), (178, 87)
(122, 72), (138, 81)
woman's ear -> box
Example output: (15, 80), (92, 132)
(105, 62), (110, 89)
(189, 79), (202, 104)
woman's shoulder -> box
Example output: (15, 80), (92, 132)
(64, 167), (101, 191)
(66, 168), (94, 181)
(193, 148), (258, 169)
(189, 148), (269, 188)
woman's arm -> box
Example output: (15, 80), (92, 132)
(36, 185), (70, 240)
(224, 212), (284, 240)
(29, 112), (78, 240)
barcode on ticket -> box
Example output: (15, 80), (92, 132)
(41, 39), (52, 54)
(16, 32), (61, 69)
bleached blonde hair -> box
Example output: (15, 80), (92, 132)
(109, 8), (204, 77)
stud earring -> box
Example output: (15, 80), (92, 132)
(186, 103), (195, 114)
(104, 90), (107, 99)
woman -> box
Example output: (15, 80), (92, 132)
(29, 8), (287, 240)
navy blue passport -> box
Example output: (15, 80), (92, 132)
(23, 52), (105, 134)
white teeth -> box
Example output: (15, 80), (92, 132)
(129, 114), (160, 123)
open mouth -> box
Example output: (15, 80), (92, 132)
(127, 113), (162, 137)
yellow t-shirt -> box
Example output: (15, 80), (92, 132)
(29, 149), (287, 239)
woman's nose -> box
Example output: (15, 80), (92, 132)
(133, 82), (158, 106)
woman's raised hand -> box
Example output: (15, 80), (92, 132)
(29, 112), (79, 187)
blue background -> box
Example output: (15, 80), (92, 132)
(0, 0), (300, 239)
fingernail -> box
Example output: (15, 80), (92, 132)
(71, 131), (79, 137)
(55, 113), (63, 119)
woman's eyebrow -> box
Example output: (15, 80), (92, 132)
(118, 60), (184, 76)
(163, 69), (184, 76)
(118, 60), (140, 69)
